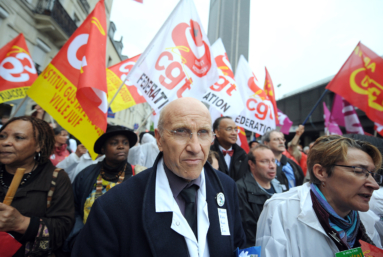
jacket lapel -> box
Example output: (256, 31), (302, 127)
(142, 153), (189, 257)
(205, 167), (234, 256)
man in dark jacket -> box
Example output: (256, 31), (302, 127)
(236, 145), (285, 247)
(72, 98), (246, 256)
(261, 130), (304, 190)
(211, 116), (247, 181)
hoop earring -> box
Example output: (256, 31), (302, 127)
(34, 152), (41, 162)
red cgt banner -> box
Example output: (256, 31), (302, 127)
(359, 240), (383, 256)
(326, 42), (383, 125)
(0, 33), (37, 103)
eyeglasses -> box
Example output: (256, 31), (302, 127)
(257, 159), (276, 165)
(333, 164), (383, 184)
(221, 127), (239, 133)
(165, 128), (215, 143)
(271, 137), (286, 142)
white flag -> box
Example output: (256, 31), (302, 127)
(234, 55), (276, 135)
(127, 0), (218, 112)
(201, 38), (244, 117)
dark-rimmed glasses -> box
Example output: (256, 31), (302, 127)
(333, 164), (383, 184)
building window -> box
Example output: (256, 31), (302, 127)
(73, 12), (81, 26)
(32, 39), (51, 74)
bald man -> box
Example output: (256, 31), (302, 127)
(72, 98), (246, 257)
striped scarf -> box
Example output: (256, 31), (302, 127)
(310, 183), (360, 248)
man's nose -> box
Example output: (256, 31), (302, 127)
(186, 133), (202, 153)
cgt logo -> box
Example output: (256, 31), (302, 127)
(172, 19), (212, 77)
(65, 17), (107, 113)
(0, 46), (36, 82)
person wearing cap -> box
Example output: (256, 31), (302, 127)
(71, 97), (246, 257)
(64, 125), (137, 251)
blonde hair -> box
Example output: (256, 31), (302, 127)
(308, 135), (382, 184)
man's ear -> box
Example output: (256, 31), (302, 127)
(154, 129), (163, 152)
(312, 164), (328, 183)
(248, 159), (254, 167)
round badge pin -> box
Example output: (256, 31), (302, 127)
(216, 192), (225, 207)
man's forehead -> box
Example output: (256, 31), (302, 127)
(253, 148), (274, 157)
(219, 118), (235, 127)
(270, 131), (283, 138)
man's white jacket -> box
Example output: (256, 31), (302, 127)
(256, 183), (382, 257)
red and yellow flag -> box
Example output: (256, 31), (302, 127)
(27, 0), (107, 159)
(0, 33), (37, 103)
(107, 54), (147, 113)
(238, 127), (250, 153)
(264, 67), (279, 125)
(326, 42), (383, 125)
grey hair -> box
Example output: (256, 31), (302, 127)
(261, 130), (280, 143)
(157, 107), (167, 135)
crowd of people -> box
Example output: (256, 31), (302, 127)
(0, 97), (382, 257)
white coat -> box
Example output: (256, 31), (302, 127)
(256, 183), (382, 257)
(370, 186), (383, 245)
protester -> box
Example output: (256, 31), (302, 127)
(236, 144), (285, 248)
(71, 97), (246, 256)
(128, 132), (159, 168)
(207, 150), (219, 169)
(256, 135), (382, 256)
(283, 125), (308, 176)
(261, 130), (304, 189)
(64, 125), (137, 251)
(211, 116), (248, 181)
(50, 126), (71, 166)
(248, 139), (259, 149)
(0, 116), (74, 256)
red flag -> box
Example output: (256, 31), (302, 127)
(0, 33), (37, 103)
(264, 67), (279, 125)
(237, 127), (250, 153)
(51, 0), (107, 131)
(0, 232), (22, 256)
(107, 54), (146, 112)
(326, 42), (383, 125)
(359, 240), (383, 256)
(133, 0), (143, 3)
(27, 0), (107, 159)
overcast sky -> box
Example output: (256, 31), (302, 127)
(110, 0), (383, 100)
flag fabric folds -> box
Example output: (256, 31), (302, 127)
(323, 102), (342, 135)
(264, 67), (279, 125)
(0, 33), (37, 103)
(375, 122), (383, 137)
(277, 109), (293, 135)
(326, 42), (383, 125)
(331, 93), (364, 134)
(27, 0), (107, 159)
(126, 0), (219, 113)
(0, 232), (22, 257)
(201, 38), (244, 117)
(107, 54), (147, 113)
(234, 55), (276, 135)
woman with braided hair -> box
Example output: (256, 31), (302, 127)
(0, 116), (74, 257)
(256, 135), (383, 256)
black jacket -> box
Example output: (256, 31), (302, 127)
(276, 154), (304, 189)
(210, 139), (248, 181)
(71, 153), (246, 257)
(236, 172), (285, 248)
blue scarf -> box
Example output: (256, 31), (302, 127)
(310, 183), (360, 248)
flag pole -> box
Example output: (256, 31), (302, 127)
(107, 75), (128, 109)
(10, 96), (28, 119)
(302, 89), (329, 125)
(135, 110), (153, 133)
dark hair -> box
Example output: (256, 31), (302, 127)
(308, 135), (382, 185)
(208, 150), (219, 164)
(0, 116), (55, 164)
(248, 144), (272, 163)
(53, 126), (66, 136)
(212, 116), (232, 132)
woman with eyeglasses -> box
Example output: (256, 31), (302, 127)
(256, 135), (382, 257)
(50, 126), (71, 166)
